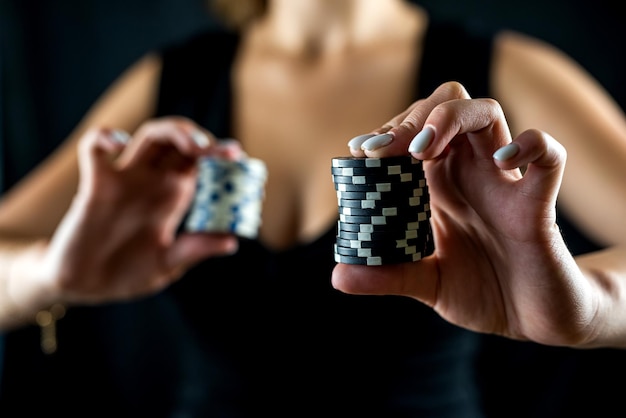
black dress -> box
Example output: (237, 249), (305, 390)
(0, 19), (619, 418)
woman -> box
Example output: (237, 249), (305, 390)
(1, 0), (625, 416)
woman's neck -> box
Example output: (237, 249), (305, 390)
(251, 0), (426, 58)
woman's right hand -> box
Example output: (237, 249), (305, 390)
(8, 116), (239, 311)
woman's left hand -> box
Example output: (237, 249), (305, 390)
(332, 82), (596, 347)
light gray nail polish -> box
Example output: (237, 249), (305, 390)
(493, 143), (520, 161)
(408, 126), (434, 153)
(348, 133), (376, 150)
(361, 133), (393, 151)
(192, 131), (210, 148)
(110, 130), (130, 144)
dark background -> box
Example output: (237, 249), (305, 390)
(1, 0), (624, 192)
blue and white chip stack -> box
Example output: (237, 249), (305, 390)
(332, 156), (434, 265)
(185, 156), (268, 239)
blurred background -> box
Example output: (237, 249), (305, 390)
(1, 0), (624, 191)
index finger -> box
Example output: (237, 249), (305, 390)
(349, 81), (472, 158)
(410, 97), (513, 161)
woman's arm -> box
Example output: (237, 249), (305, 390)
(0, 53), (162, 330)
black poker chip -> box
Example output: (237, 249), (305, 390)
(337, 220), (421, 233)
(339, 213), (428, 225)
(334, 181), (425, 193)
(331, 156), (421, 168)
(335, 235), (428, 250)
(333, 252), (424, 266)
(338, 204), (429, 217)
(333, 243), (421, 257)
(336, 228), (421, 241)
(330, 163), (423, 177)
(331, 154), (432, 265)
(336, 220), (432, 241)
(332, 173), (416, 184)
(336, 188), (426, 201)
(337, 196), (424, 209)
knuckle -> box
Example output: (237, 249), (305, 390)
(399, 117), (420, 132)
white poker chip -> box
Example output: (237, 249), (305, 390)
(185, 155), (268, 238)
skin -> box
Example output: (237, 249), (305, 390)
(1, 0), (626, 349)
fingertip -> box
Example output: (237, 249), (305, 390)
(104, 129), (131, 159)
(331, 262), (407, 296)
(172, 233), (239, 269)
(331, 263), (365, 294)
(81, 128), (126, 158)
(191, 130), (210, 148)
(347, 133), (376, 152)
(408, 125), (435, 154)
(221, 235), (240, 255)
(492, 142), (520, 162)
(110, 129), (131, 145)
(361, 133), (394, 152)
(216, 138), (248, 161)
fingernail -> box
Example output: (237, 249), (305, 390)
(219, 137), (239, 145)
(110, 130), (130, 144)
(192, 130), (210, 148)
(348, 134), (376, 151)
(361, 133), (393, 151)
(408, 126), (434, 153)
(218, 137), (247, 160)
(493, 143), (519, 161)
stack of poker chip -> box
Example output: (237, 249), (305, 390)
(185, 155), (267, 239)
(332, 156), (434, 265)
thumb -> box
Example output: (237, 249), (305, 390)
(331, 256), (440, 308)
(166, 233), (239, 272)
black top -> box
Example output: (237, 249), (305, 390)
(0, 20), (618, 418)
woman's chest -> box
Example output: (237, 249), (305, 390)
(228, 48), (420, 249)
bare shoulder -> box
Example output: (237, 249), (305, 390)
(494, 29), (570, 62)
(490, 28), (625, 137)
(491, 29), (599, 102)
